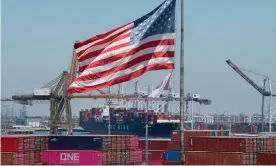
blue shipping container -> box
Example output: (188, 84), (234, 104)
(164, 151), (181, 161)
(225, 130), (231, 136)
(48, 135), (105, 150)
(211, 131), (218, 136)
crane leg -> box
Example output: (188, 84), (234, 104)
(64, 98), (73, 135)
(261, 94), (265, 132)
(49, 98), (58, 134)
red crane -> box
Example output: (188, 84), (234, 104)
(226, 59), (276, 132)
(226, 59), (273, 96)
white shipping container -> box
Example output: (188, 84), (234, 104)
(33, 88), (51, 96)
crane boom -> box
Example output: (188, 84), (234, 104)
(226, 59), (271, 96)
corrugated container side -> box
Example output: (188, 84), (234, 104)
(242, 152), (257, 165)
(189, 136), (257, 152)
(185, 151), (244, 165)
(257, 152), (276, 165)
(1, 152), (19, 165)
(1, 136), (24, 152)
(171, 130), (230, 141)
(167, 141), (180, 150)
(138, 140), (170, 150)
(170, 130), (229, 150)
(134, 149), (143, 163)
(142, 150), (165, 161)
(24, 151), (30, 165)
(34, 151), (43, 164)
(48, 136), (105, 150)
(42, 150), (102, 165)
(164, 150), (181, 161)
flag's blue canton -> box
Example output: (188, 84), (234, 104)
(130, 0), (176, 45)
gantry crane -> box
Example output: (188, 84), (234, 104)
(11, 72), (70, 134)
(226, 59), (276, 132)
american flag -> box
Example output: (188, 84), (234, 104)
(68, 0), (176, 93)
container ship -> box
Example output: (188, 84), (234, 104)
(80, 106), (180, 137)
(79, 105), (276, 136)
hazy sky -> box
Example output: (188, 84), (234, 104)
(1, 0), (276, 116)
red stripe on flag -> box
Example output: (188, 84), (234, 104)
(76, 51), (174, 82)
(74, 22), (132, 49)
(76, 30), (132, 59)
(67, 63), (174, 93)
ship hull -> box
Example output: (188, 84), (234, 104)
(80, 120), (178, 137)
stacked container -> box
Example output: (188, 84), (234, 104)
(138, 139), (170, 165)
(168, 130), (230, 151)
(45, 135), (142, 165)
(1, 135), (48, 165)
(188, 136), (276, 165)
(257, 152), (276, 165)
(185, 151), (244, 165)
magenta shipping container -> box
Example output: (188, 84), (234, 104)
(42, 150), (102, 165)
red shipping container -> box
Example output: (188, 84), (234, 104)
(1, 136), (26, 152)
(171, 130), (230, 141)
(167, 141), (180, 150)
(189, 136), (258, 152)
(142, 150), (165, 161)
(257, 152), (276, 165)
(139, 139), (170, 150)
(42, 150), (102, 165)
(185, 151), (244, 165)
(134, 149), (143, 163)
(171, 130), (218, 150)
(34, 151), (43, 164)
(1, 152), (20, 165)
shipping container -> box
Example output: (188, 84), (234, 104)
(1, 136), (25, 152)
(185, 151), (244, 165)
(1, 135), (50, 165)
(167, 141), (180, 150)
(42, 150), (102, 165)
(164, 150), (180, 161)
(142, 150), (165, 161)
(170, 130), (230, 150)
(242, 152), (257, 165)
(138, 139), (170, 150)
(171, 130), (230, 140)
(34, 151), (43, 164)
(101, 149), (142, 165)
(48, 135), (116, 150)
(257, 152), (276, 165)
(1, 135), (49, 152)
(1, 152), (20, 165)
(48, 135), (138, 151)
(189, 136), (276, 153)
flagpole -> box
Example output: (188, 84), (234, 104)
(179, 0), (185, 165)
